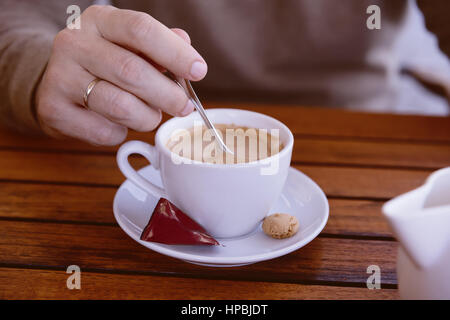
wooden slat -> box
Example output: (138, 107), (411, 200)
(0, 183), (114, 224)
(0, 113), (165, 153)
(326, 199), (391, 237)
(1, 105), (449, 146)
(208, 104), (450, 142)
(0, 183), (391, 237)
(0, 220), (397, 285)
(0, 150), (432, 199)
(292, 138), (450, 169)
(297, 165), (430, 199)
(1, 127), (449, 171)
(0, 128), (110, 153)
(2, 135), (449, 170)
(0, 267), (398, 300)
(0, 151), (118, 185)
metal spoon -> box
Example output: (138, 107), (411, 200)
(166, 71), (234, 155)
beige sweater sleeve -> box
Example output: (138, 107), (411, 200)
(0, 0), (92, 134)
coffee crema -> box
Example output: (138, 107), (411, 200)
(166, 124), (284, 164)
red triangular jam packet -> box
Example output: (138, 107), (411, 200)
(140, 198), (219, 246)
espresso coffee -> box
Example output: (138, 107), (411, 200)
(166, 124), (284, 164)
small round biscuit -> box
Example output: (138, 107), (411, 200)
(262, 213), (299, 239)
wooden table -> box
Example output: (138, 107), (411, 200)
(1, 104), (449, 300)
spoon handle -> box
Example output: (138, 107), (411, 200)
(165, 72), (234, 155)
(183, 79), (234, 154)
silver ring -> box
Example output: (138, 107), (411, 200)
(83, 78), (101, 109)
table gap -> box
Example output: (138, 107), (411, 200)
(0, 263), (397, 289)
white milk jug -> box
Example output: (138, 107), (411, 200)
(383, 167), (450, 299)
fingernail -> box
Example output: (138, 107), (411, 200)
(179, 99), (195, 117)
(190, 61), (208, 80)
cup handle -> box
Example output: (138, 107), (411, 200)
(117, 140), (166, 198)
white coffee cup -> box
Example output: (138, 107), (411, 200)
(117, 108), (293, 238)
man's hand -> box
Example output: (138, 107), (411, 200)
(35, 5), (207, 145)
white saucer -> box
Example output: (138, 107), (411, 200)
(113, 166), (329, 267)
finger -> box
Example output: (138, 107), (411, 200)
(71, 35), (195, 117)
(146, 28), (190, 72)
(90, 6), (207, 81)
(70, 67), (162, 132)
(58, 104), (127, 146)
(38, 94), (128, 146)
(171, 28), (191, 44)
(87, 79), (162, 132)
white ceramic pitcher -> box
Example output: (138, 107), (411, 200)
(382, 167), (450, 299)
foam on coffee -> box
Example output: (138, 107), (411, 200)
(166, 123), (283, 164)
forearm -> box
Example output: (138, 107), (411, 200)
(0, 0), (92, 133)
